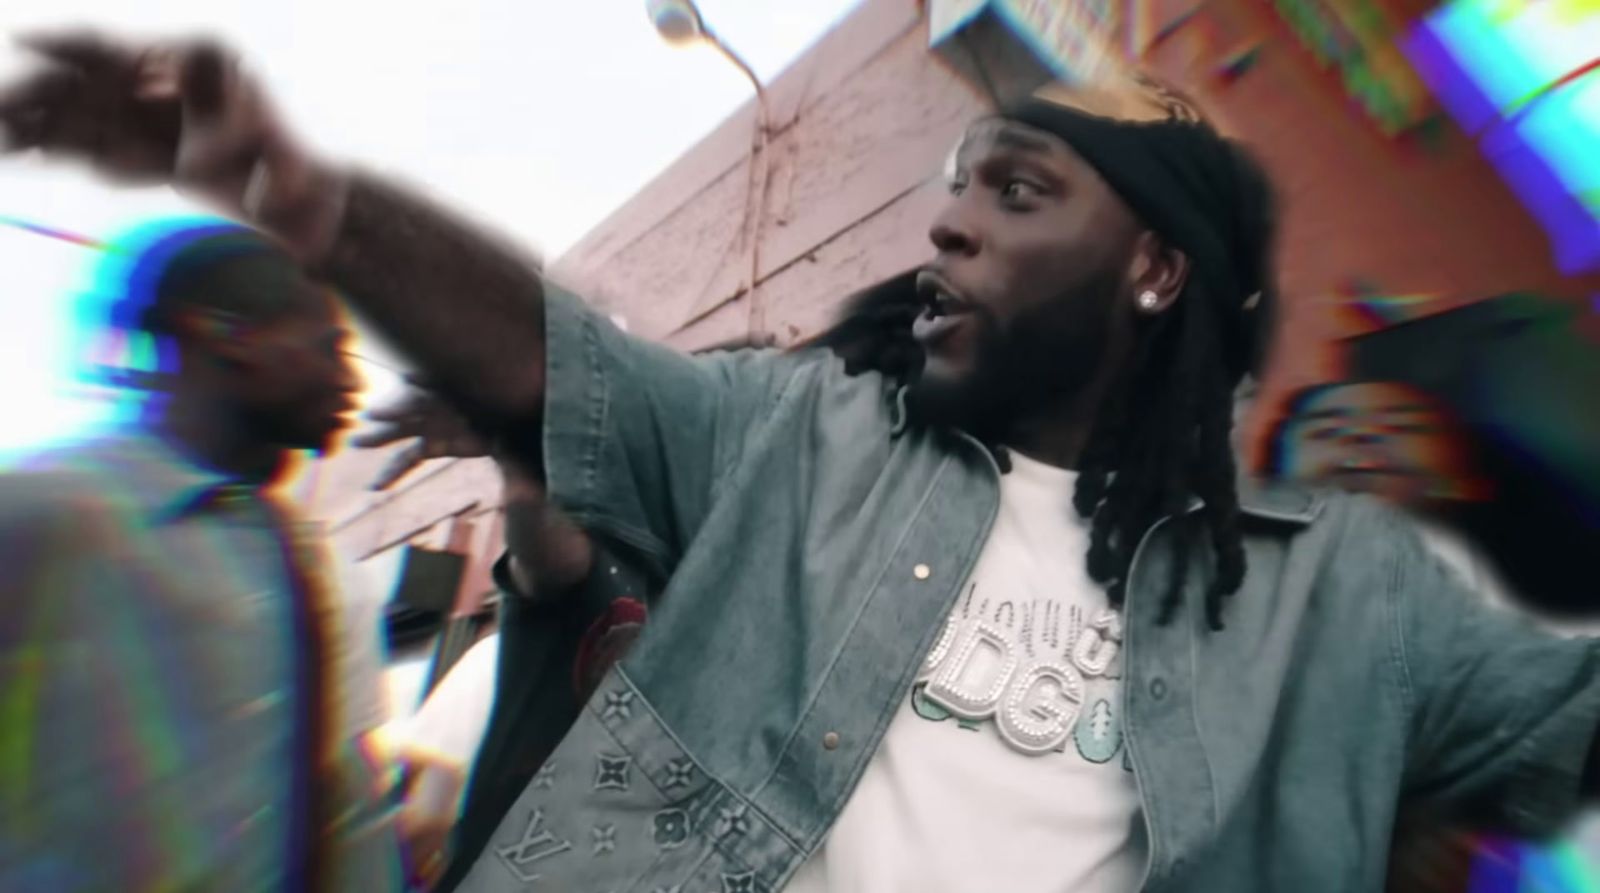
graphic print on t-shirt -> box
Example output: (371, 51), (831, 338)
(784, 452), (1147, 893)
(909, 580), (1129, 767)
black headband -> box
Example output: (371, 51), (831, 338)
(1001, 87), (1278, 383)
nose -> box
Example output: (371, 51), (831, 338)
(928, 195), (981, 257)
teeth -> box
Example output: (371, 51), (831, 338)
(915, 273), (962, 318)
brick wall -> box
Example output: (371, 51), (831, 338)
(1139, 0), (1600, 462)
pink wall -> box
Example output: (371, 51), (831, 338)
(301, 0), (1598, 578)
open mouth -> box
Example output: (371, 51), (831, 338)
(915, 269), (974, 319)
(1332, 456), (1419, 477)
(913, 269), (975, 347)
(1325, 464), (1426, 492)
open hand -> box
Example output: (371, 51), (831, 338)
(0, 30), (342, 256)
(351, 385), (491, 491)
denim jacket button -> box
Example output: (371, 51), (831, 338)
(912, 564), (931, 580)
(1149, 677), (1168, 699)
(822, 731), (841, 750)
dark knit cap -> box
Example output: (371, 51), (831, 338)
(143, 227), (316, 333)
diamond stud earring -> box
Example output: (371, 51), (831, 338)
(1138, 290), (1160, 311)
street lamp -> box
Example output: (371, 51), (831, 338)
(647, 0), (774, 342)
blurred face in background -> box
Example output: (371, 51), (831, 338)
(228, 289), (361, 454)
(1273, 381), (1486, 507)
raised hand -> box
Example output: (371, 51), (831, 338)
(350, 385), (491, 491)
(0, 31), (343, 257)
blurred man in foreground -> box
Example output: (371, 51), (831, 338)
(0, 223), (403, 891)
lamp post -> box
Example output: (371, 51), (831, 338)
(647, 0), (774, 342)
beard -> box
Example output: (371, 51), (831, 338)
(904, 272), (1122, 439)
(246, 401), (341, 455)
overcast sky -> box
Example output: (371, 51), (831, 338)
(0, 0), (862, 450)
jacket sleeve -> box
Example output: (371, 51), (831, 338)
(1386, 505), (1600, 836)
(539, 283), (801, 574)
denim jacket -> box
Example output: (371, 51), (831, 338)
(454, 287), (1600, 892)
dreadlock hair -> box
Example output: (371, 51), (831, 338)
(1070, 275), (1248, 629)
(1078, 148), (1279, 629)
(806, 122), (1279, 631)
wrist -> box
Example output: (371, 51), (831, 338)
(240, 144), (350, 264)
(503, 499), (594, 591)
(498, 462), (544, 503)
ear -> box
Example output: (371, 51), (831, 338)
(1126, 231), (1190, 316)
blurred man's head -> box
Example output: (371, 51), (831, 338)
(134, 226), (360, 453)
(1267, 381), (1486, 506)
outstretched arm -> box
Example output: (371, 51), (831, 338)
(0, 33), (545, 420)
(353, 385), (592, 601)
(311, 174), (548, 421)
(2, 30), (802, 566)
(1387, 503), (1600, 836)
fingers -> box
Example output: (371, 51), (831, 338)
(349, 420), (415, 449)
(359, 390), (490, 456)
(172, 39), (270, 191)
(1, 31), (182, 175)
(179, 40), (233, 121)
(133, 46), (184, 102)
(15, 30), (129, 74)
(364, 389), (435, 422)
(369, 440), (426, 491)
(0, 67), (76, 152)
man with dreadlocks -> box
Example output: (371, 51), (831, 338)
(4, 33), (1598, 892)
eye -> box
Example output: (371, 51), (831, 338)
(1000, 179), (1043, 203)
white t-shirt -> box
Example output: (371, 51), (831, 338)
(787, 451), (1146, 893)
